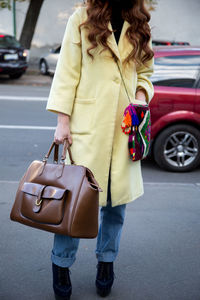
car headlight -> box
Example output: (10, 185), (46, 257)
(22, 49), (29, 62)
(23, 49), (28, 57)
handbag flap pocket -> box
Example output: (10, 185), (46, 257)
(21, 182), (68, 225)
(21, 182), (66, 200)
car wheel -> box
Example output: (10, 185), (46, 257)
(9, 72), (24, 79)
(40, 60), (48, 75)
(153, 124), (200, 172)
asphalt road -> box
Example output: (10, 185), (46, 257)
(0, 84), (200, 300)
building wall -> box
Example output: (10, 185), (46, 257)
(0, 0), (199, 48)
(150, 0), (200, 45)
(0, 0), (77, 47)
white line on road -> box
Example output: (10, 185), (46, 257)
(0, 180), (19, 184)
(0, 125), (55, 130)
(0, 95), (48, 101)
(144, 182), (197, 187)
(0, 180), (199, 187)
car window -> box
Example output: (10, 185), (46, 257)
(0, 35), (21, 48)
(151, 55), (200, 88)
(54, 46), (61, 54)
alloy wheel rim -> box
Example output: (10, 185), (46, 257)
(40, 62), (46, 73)
(164, 131), (198, 168)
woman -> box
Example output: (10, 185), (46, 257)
(46, 0), (154, 299)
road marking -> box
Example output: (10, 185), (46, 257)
(0, 180), (19, 184)
(0, 180), (199, 186)
(0, 125), (55, 130)
(144, 182), (198, 187)
(0, 96), (48, 101)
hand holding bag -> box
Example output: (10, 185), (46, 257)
(116, 62), (151, 161)
(10, 139), (102, 238)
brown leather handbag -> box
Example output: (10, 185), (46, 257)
(10, 139), (102, 238)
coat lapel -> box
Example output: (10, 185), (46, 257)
(107, 20), (133, 62)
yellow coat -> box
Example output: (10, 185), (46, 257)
(46, 7), (154, 207)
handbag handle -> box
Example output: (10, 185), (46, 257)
(43, 139), (75, 165)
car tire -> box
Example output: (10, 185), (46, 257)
(153, 124), (200, 172)
(39, 60), (48, 75)
(9, 72), (24, 79)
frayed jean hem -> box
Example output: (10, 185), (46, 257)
(51, 251), (76, 268)
(95, 251), (118, 263)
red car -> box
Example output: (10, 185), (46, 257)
(149, 46), (200, 172)
(152, 40), (190, 46)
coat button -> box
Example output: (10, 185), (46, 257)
(114, 77), (120, 84)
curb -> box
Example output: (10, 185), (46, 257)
(0, 68), (53, 87)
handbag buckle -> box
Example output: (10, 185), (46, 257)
(35, 198), (43, 206)
(60, 158), (65, 165)
(35, 185), (46, 206)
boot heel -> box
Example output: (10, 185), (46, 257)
(95, 262), (114, 297)
(52, 263), (72, 300)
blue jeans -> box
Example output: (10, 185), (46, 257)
(51, 170), (126, 268)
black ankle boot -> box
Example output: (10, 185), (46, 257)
(96, 262), (114, 297)
(52, 263), (72, 300)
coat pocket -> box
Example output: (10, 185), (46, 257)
(70, 98), (96, 134)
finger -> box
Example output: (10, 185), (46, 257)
(63, 134), (72, 145)
(63, 137), (71, 146)
(54, 137), (63, 145)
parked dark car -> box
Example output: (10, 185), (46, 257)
(152, 40), (190, 46)
(0, 33), (28, 79)
(149, 46), (200, 172)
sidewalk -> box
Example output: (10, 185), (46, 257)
(0, 66), (52, 87)
(1, 181), (200, 300)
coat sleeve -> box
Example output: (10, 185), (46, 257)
(136, 37), (154, 104)
(46, 11), (82, 116)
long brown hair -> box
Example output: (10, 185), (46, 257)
(80, 0), (154, 67)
